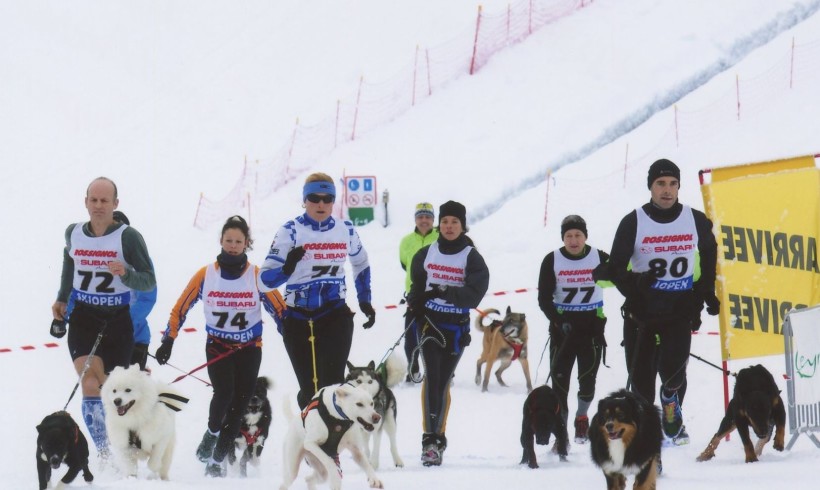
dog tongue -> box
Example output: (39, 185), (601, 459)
(117, 405), (129, 416)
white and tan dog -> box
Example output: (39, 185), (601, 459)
(101, 365), (188, 480)
(280, 383), (383, 490)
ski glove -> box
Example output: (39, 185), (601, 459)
(50, 319), (67, 339)
(131, 342), (149, 370)
(360, 302), (376, 329)
(410, 284), (446, 311)
(155, 337), (174, 365)
(591, 262), (614, 282)
(704, 293), (720, 316)
(634, 271), (659, 291)
(281, 246), (306, 276)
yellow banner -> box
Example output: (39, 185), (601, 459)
(701, 155), (820, 360)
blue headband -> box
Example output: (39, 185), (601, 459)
(303, 181), (336, 201)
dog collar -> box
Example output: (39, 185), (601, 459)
(332, 393), (350, 420)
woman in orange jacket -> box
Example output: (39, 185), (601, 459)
(156, 215), (285, 477)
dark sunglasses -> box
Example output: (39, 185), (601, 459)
(306, 193), (335, 204)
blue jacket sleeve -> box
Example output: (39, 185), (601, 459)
(130, 287), (157, 345)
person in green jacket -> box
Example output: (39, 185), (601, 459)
(399, 202), (439, 381)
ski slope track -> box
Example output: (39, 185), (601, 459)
(471, 0), (820, 223)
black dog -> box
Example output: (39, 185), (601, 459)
(696, 364), (786, 463)
(36, 411), (93, 490)
(589, 390), (662, 490)
(228, 376), (272, 477)
(520, 385), (568, 468)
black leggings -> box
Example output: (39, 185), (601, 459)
(283, 305), (354, 409)
(549, 332), (602, 421)
(206, 341), (261, 461)
(623, 315), (691, 405)
(420, 322), (466, 436)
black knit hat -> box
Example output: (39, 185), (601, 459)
(561, 215), (587, 238)
(647, 159), (681, 189)
(439, 200), (467, 228)
(113, 210), (130, 225)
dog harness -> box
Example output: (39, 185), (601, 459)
(301, 389), (354, 458)
(240, 428), (262, 446)
(505, 337), (525, 361)
(128, 430), (142, 449)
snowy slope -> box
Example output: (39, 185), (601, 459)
(2, 0), (819, 488)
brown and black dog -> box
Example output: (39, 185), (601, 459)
(589, 390), (662, 490)
(696, 364), (786, 463)
(474, 307), (533, 392)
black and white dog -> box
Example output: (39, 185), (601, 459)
(280, 383), (383, 490)
(36, 411), (94, 490)
(345, 355), (405, 469)
(228, 376), (273, 477)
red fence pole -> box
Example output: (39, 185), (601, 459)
(506, 3), (511, 41)
(351, 76), (363, 140)
(790, 37), (795, 89)
(674, 104), (679, 147)
(623, 143), (629, 189)
(412, 45), (419, 106)
(335, 100), (340, 148)
(529, 0), (533, 35)
(426, 48), (432, 95)
(735, 74), (740, 121)
(543, 170), (551, 227)
(193, 192), (203, 227)
(469, 5), (483, 75)
(246, 192), (252, 229)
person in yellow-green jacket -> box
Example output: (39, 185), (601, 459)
(399, 202), (439, 382)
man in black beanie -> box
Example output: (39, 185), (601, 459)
(647, 158), (681, 189)
(606, 158), (719, 447)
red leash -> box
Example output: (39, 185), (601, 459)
(172, 339), (256, 384)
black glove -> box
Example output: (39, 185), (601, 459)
(690, 316), (702, 332)
(704, 293), (720, 316)
(592, 262), (614, 282)
(459, 331), (472, 349)
(409, 284), (446, 318)
(634, 271), (659, 290)
(155, 337), (174, 365)
(50, 319), (67, 338)
(359, 302), (376, 329)
(131, 343), (149, 370)
(281, 246), (306, 275)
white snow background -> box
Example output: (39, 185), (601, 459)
(1, 0), (819, 488)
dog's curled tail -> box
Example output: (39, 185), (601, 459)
(256, 376), (274, 392)
(157, 384), (189, 412)
(383, 352), (407, 388)
(474, 308), (501, 333)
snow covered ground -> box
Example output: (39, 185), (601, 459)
(2, 0), (819, 488)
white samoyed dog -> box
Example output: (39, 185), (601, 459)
(101, 365), (188, 480)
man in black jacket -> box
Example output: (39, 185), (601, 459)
(603, 159), (719, 446)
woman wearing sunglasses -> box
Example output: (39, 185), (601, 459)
(259, 172), (375, 409)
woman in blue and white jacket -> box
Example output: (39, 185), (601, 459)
(259, 172), (375, 409)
